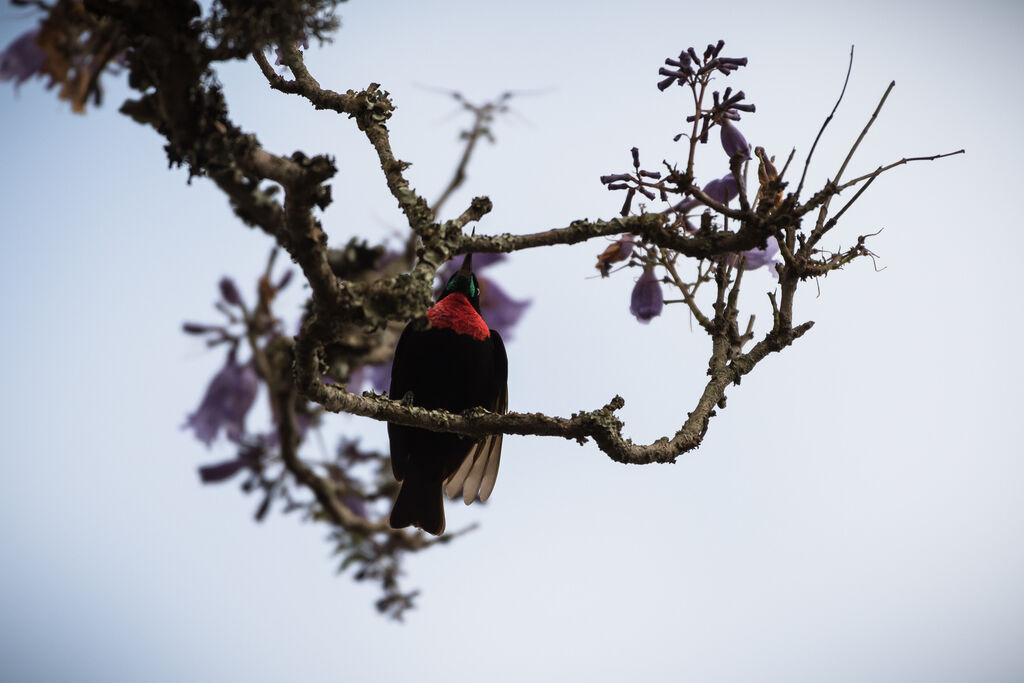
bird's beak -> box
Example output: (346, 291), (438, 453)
(458, 252), (473, 275)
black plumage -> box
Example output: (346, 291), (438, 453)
(387, 255), (508, 535)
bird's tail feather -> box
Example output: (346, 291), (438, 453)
(389, 477), (445, 536)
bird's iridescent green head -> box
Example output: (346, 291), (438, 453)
(439, 253), (481, 311)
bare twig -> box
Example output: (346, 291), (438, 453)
(797, 45), (855, 198)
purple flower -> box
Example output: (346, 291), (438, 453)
(720, 117), (751, 160)
(674, 174), (741, 217)
(198, 446), (260, 483)
(184, 354), (259, 447)
(436, 253), (531, 340)
(630, 266), (664, 324)
(740, 236), (780, 275)
(219, 277), (243, 306)
(702, 174), (740, 205)
(479, 278), (530, 340)
(716, 237), (781, 277)
(349, 363), (393, 395)
(343, 495), (368, 519)
(274, 38), (309, 66)
(0, 29), (45, 91)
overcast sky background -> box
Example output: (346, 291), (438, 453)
(2, 0), (1023, 681)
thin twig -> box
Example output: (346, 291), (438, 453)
(797, 45), (854, 198)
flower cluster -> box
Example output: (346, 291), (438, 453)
(0, 1), (125, 112)
(596, 41), (779, 324)
(0, 29), (45, 91)
(184, 351), (259, 447)
(182, 268), (293, 456)
(657, 41), (748, 91)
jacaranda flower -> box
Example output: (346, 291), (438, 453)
(348, 363), (393, 395)
(740, 236), (780, 274)
(184, 353), (259, 447)
(702, 174), (740, 205)
(675, 174), (741, 219)
(630, 266), (664, 323)
(219, 277), (243, 306)
(0, 29), (45, 91)
(719, 117), (751, 161)
(716, 237), (781, 277)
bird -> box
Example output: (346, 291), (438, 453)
(387, 253), (508, 535)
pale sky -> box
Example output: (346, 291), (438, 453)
(2, 0), (1023, 681)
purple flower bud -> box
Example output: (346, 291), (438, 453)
(620, 187), (636, 216)
(198, 458), (249, 483)
(600, 173), (633, 184)
(182, 322), (216, 335)
(630, 266), (664, 324)
(0, 30), (45, 91)
(219, 277), (242, 305)
(657, 75), (680, 91)
(184, 356), (259, 447)
(720, 118), (751, 160)
(276, 269), (293, 290)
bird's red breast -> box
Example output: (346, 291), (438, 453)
(427, 293), (490, 341)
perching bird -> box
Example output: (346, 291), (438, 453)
(387, 253), (508, 535)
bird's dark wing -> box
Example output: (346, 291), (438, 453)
(387, 321), (420, 482)
(445, 329), (508, 503)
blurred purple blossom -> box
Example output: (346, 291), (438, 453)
(720, 117), (751, 160)
(674, 174), (741, 218)
(343, 495), (368, 519)
(349, 363), (393, 395)
(274, 38), (310, 66)
(198, 447), (259, 483)
(702, 174), (740, 205)
(740, 236), (780, 275)
(0, 29), (45, 91)
(716, 236), (781, 277)
(184, 354), (259, 447)
(219, 277), (243, 306)
(480, 278), (530, 340)
(182, 322), (218, 335)
(630, 266), (664, 324)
